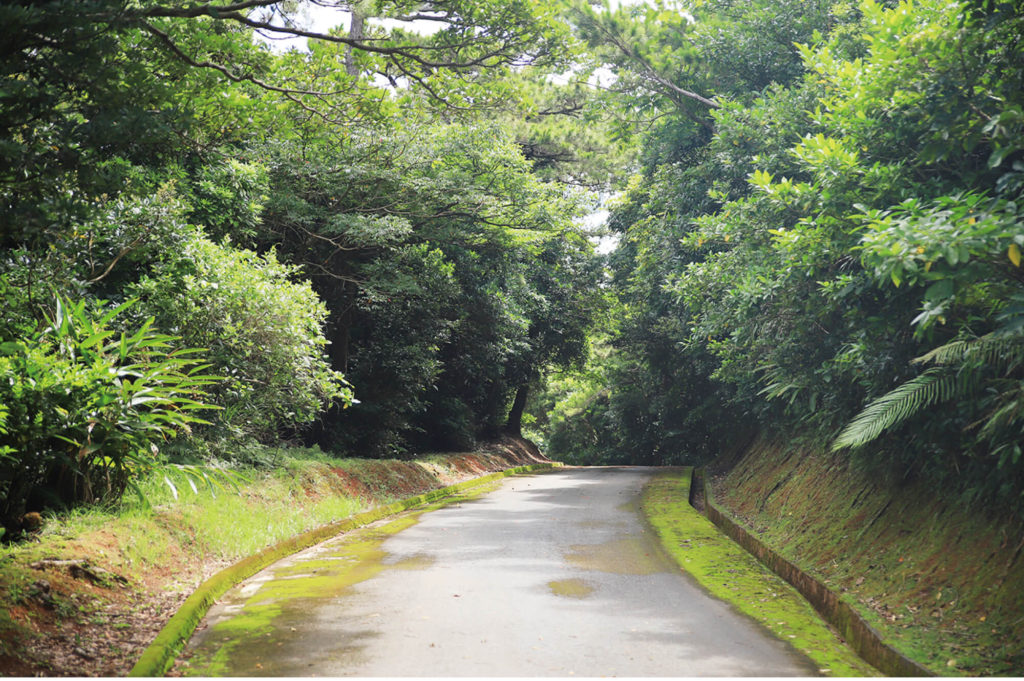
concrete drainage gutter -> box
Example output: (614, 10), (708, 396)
(693, 467), (932, 677)
(129, 462), (559, 677)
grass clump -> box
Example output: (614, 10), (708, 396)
(641, 469), (878, 677)
(170, 462), (364, 560)
(0, 447), (369, 662)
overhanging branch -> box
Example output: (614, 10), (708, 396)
(142, 21), (336, 97)
(138, 4), (532, 71)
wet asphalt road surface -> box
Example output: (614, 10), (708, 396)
(183, 467), (818, 676)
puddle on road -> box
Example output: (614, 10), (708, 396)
(390, 552), (435, 570)
(575, 517), (630, 531)
(565, 537), (671, 575)
(548, 578), (595, 598)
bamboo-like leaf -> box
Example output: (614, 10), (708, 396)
(163, 475), (179, 500)
(97, 299), (137, 327)
(80, 330), (114, 350)
(832, 368), (964, 450)
(126, 479), (152, 510)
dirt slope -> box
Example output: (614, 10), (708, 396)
(711, 436), (1024, 676)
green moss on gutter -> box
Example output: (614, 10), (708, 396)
(182, 512), (427, 675)
(129, 463), (558, 678)
(640, 468), (878, 677)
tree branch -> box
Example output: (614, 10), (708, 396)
(143, 22), (338, 97)
(139, 6), (528, 70)
(88, 237), (144, 284)
(578, 8), (719, 131)
(141, 1), (285, 19)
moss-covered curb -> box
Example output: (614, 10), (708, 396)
(129, 462), (559, 678)
(698, 468), (934, 677)
(640, 468), (878, 677)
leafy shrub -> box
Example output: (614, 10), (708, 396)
(133, 232), (352, 445)
(0, 298), (219, 535)
(186, 159), (268, 244)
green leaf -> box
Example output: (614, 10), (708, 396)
(924, 279), (954, 302)
(832, 369), (963, 450)
(988, 147), (1011, 169)
(163, 475), (179, 500)
(0, 342), (24, 356)
(80, 330), (114, 350)
(126, 480), (152, 511)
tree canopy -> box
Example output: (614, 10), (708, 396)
(543, 0), (1024, 516)
(3, 0), (1023, 534)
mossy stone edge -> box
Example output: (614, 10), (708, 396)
(128, 462), (560, 677)
(697, 467), (933, 677)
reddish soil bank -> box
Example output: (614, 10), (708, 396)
(710, 435), (1024, 676)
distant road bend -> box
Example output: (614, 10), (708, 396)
(183, 467), (818, 676)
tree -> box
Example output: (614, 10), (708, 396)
(132, 231), (352, 446)
(544, 0), (847, 465)
(573, 0), (1024, 511)
(253, 119), (602, 455)
(1, 0), (574, 251)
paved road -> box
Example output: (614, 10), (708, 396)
(183, 467), (818, 676)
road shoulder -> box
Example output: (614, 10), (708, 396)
(640, 468), (879, 677)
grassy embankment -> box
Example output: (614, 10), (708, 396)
(711, 436), (1024, 676)
(0, 438), (546, 676)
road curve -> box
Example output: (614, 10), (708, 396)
(183, 467), (818, 676)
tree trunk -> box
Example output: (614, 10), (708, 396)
(344, 5), (366, 78)
(505, 383), (529, 438)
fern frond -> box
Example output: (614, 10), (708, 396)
(832, 368), (963, 450)
(915, 333), (1024, 368)
(914, 339), (972, 366)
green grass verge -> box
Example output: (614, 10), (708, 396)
(0, 455), (369, 665)
(129, 463), (559, 677)
(640, 468), (879, 677)
(2, 455), (367, 574)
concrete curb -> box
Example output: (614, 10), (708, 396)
(696, 467), (933, 677)
(129, 462), (559, 677)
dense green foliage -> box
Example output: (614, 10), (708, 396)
(253, 121), (603, 456)
(0, 0), (603, 533)
(133, 232), (351, 446)
(3, 0), (1022, 530)
(0, 298), (218, 531)
(545, 0), (1024, 514)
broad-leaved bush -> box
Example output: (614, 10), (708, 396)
(133, 232), (352, 445)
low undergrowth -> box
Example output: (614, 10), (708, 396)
(641, 468), (878, 677)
